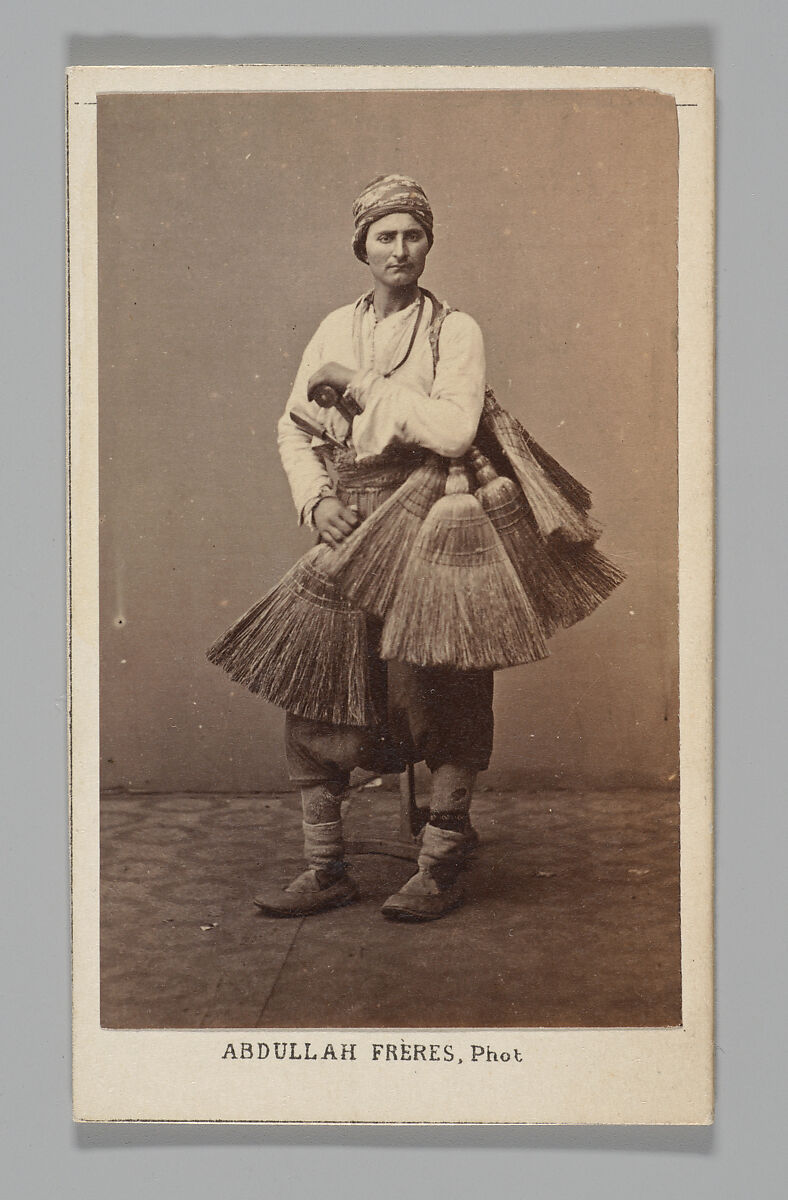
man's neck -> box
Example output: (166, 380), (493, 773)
(372, 283), (420, 319)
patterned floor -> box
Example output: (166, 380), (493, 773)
(100, 785), (681, 1029)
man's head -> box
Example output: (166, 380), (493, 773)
(351, 174), (434, 264)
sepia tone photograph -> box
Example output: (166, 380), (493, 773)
(69, 64), (713, 1123)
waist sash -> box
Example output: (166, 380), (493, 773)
(329, 444), (427, 519)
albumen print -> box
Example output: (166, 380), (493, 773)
(68, 65), (714, 1124)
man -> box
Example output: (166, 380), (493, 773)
(253, 175), (494, 922)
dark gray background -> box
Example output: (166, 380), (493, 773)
(2, 1), (785, 1196)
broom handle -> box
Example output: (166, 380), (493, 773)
(465, 444), (498, 487)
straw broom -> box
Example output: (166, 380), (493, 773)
(206, 543), (375, 727)
(479, 388), (598, 542)
(380, 462), (549, 671)
(325, 454), (448, 619)
(467, 445), (571, 635)
(467, 446), (625, 634)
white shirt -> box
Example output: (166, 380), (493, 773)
(277, 291), (486, 524)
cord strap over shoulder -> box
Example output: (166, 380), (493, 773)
(420, 288), (455, 375)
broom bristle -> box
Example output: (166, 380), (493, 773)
(480, 394), (598, 542)
(523, 436), (593, 513)
(474, 474), (567, 636)
(381, 488), (549, 671)
(469, 445), (624, 632)
(478, 481), (624, 632)
(546, 538), (626, 629)
(207, 544), (375, 727)
(326, 456), (447, 619)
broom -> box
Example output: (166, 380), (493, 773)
(325, 454), (448, 619)
(467, 446), (625, 634)
(206, 543), (375, 727)
(380, 462), (549, 671)
(479, 388), (598, 542)
(467, 445), (572, 636)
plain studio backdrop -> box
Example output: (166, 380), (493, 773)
(98, 87), (678, 795)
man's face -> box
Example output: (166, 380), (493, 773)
(364, 212), (430, 288)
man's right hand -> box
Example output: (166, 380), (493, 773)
(314, 496), (360, 549)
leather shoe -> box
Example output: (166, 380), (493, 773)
(381, 868), (464, 922)
(253, 867), (358, 917)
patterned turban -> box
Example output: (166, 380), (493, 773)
(352, 174), (434, 262)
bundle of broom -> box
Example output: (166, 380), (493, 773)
(325, 453), (448, 619)
(380, 461), (549, 671)
(478, 387), (598, 543)
(466, 446), (625, 634)
(206, 543), (375, 727)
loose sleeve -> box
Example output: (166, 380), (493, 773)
(349, 311), (486, 460)
(276, 323), (337, 525)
